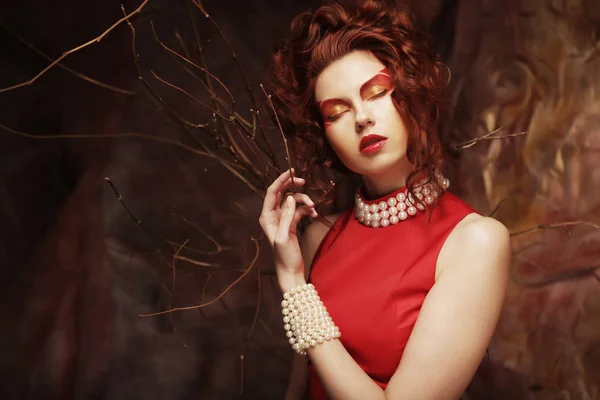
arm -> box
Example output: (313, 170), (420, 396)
(260, 171), (509, 399)
(285, 214), (341, 400)
(307, 215), (511, 400)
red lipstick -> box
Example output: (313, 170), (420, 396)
(359, 134), (387, 155)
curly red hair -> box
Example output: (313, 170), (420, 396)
(269, 0), (450, 208)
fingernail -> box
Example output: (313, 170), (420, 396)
(286, 196), (294, 206)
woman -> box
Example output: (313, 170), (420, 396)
(258, 1), (511, 399)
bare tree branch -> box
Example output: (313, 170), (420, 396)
(510, 221), (600, 237)
(260, 84), (296, 190)
(139, 237), (262, 317)
(240, 265), (262, 394)
(488, 198), (511, 218)
(512, 264), (600, 288)
(104, 177), (222, 258)
(122, 4), (265, 198)
(150, 21), (235, 111)
(0, 21), (134, 95)
(0, 0), (150, 93)
(454, 126), (528, 150)
(189, 0), (257, 112)
(0, 123), (251, 170)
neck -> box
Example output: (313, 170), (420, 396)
(361, 157), (414, 200)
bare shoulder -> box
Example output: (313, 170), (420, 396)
(299, 213), (343, 274)
(454, 213), (510, 243)
(436, 213), (511, 279)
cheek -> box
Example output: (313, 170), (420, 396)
(324, 127), (344, 153)
(324, 125), (356, 160)
(378, 98), (400, 120)
(324, 117), (351, 144)
(379, 102), (407, 135)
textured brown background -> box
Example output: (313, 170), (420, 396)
(1, 0), (599, 399)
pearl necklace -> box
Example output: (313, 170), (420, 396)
(354, 173), (450, 228)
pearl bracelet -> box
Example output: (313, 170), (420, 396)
(281, 283), (341, 355)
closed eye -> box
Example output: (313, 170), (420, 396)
(368, 89), (389, 100)
(326, 110), (349, 122)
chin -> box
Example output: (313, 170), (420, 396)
(349, 153), (408, 177)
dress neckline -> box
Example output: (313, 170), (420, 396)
(358, 184), (408, 204)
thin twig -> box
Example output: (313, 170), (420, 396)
(182, 1), (253, 138)
(150, 69), (233, 123)
(200, 274), (212, 300)
(240, 354), (245, 395)
(0, 0), (150, 93)
(454, 127), (528, 150)
(186, 126), (265, 198)
(512, 264), (600, 288)
(231, 119), (263, 167)
(189, 0), (257, 112)
(512, 240), (545, 256)
(104, 177), (193, 250)
(150, 21), (235, 110)
(123, 9), (263, 190)
(0, 123), (249, 170)
(183, 1), (266, 176)
(123, 4), (263, 198)
(182, 217), (231, 255)
(197, 273), (212, 319)
(259, 318), (273, 336)
(488, 198), (511, 218)
(150, 67), (264, 174)
(122, 4), (217, 136)
(260, 84), (296, 191)
(584, 40), (600, 64)
(181, 3), (272, 189)
(171, 56), (240, 122)
(173, 55), (254, 131)
(255, 109), (278, 170)
(172, 255), (221, 268)
(240, 265), (262, 394)
(244, 110), (279, 178)
(1, 113), (243, 179)
(0, 21), (134, 95)
(510, 221), (600, 237)
(172, 239), (189, 290)
(103, 177), (228, 260)
(169, 239), (189, 330)
(174, 30), (193, 60)
(139, 237), (261, 317)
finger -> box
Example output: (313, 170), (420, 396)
(263, 168), (304, 212)
(292, 206), (316, 228)
(274, 177), (307, 210)
(263, 169), (301, 214)
(285, 176), (306, 188)
(277, 189), (312, 209)
(276, 195), (296, 241)
(290, 193), (315, 208)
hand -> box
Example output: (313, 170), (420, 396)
(259, 169), (318, 291)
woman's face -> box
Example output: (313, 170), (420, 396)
(314, 50), (409, 178)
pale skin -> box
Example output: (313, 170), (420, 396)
(259, 50), (511, 400)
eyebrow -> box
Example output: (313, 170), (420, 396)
(317, 68), (391, 112)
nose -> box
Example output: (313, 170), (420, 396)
(355, 103), (375, 132)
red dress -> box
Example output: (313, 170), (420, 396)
(306, 187), (477, 399)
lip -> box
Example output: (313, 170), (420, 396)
(359, 134), (388, 155)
